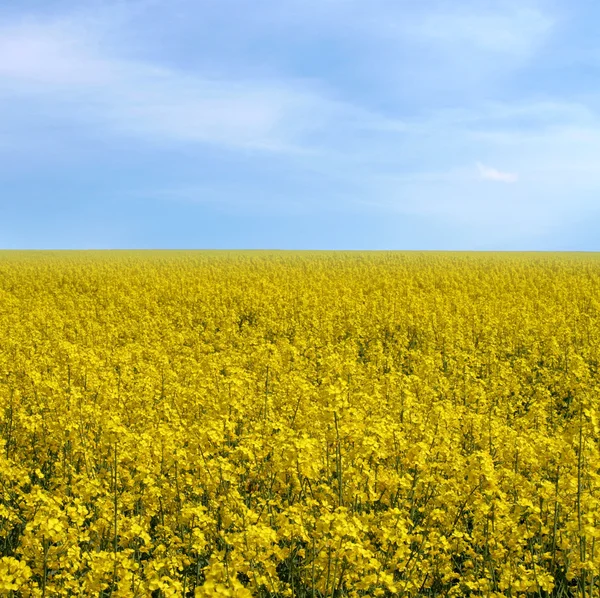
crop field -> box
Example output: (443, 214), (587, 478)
(1, 251), (600, 597)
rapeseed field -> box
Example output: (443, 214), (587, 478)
(1, 251), (600, 597)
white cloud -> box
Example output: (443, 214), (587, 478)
(0, 20), (112, 86)
(0, 17), (370, 152)
(0, 2), (559, 158)
(476, 162), (519, 183)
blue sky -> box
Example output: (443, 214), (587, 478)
(1, 0), (599, 249)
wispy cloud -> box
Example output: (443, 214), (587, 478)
(476, 162), (519, 183)
(0, 17), (366, 152)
